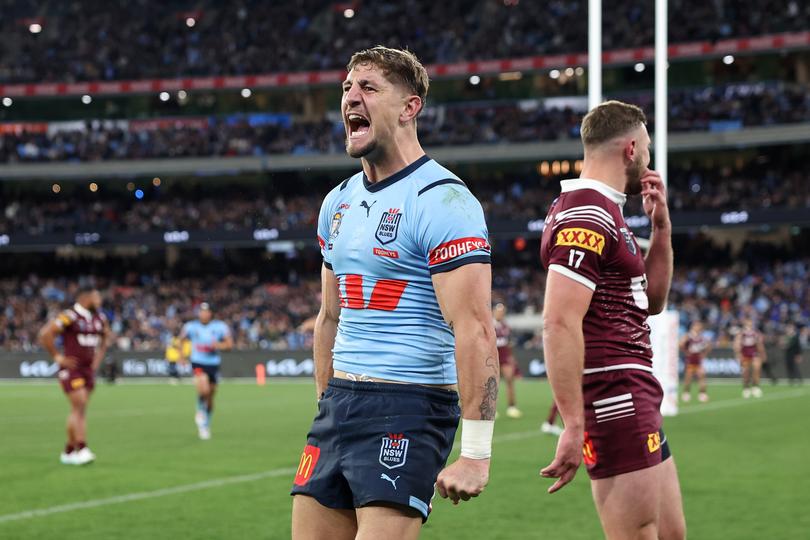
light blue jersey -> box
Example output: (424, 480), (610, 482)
(182, 319), (231, 366)
(317, 155), (491, 384)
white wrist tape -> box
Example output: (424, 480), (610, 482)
(460, 419), (494, 459)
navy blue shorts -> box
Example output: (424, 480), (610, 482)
(191, 363), (220, 384)
(290, 378), (460, 521)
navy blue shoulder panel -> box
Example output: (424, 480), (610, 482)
(417, 178), (467, 196)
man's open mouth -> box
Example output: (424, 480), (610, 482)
(346, 113), (371, 139)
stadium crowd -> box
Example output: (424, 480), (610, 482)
(1, 257), (807, 353)
(1, 0), (806, 84)
(2, 84), (808, 164)
(3, 152), (808, 237)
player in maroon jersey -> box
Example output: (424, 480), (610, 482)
(39, 285), (112, 466)
(734, 318), (767, 398)
(494, 303), (522, 418)
(538, 101), (685, 539)
(679, 321), (712, 402)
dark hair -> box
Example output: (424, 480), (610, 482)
(580, 100), (647, 147)
(347, 46), (429, 112)
(77, 284), (98, 295)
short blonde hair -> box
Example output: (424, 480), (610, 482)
(580, 100), (646, 147)
(347, 46), (429, 111)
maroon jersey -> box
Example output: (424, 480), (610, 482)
(540, 179), (652, 372)
(684, 333), (709, 365)
(739, 328), (761, 358)
(495, 319), (513, 364)
(56, 303), (107, 369)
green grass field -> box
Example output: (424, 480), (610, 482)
(1, 379), (808, 539)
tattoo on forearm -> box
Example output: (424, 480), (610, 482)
(479, 375), (498, 420)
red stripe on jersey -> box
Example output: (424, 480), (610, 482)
(429, 237), (490, 266)
(317, 235), (325, 250)
(342, 274), (365, 309)
(367, 279), (408, 311)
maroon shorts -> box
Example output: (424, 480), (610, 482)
(685, 357), (703, 368)
(497, 347), (515, 367)
(582, 368), (666, 480)
(58, 366), (95, 394)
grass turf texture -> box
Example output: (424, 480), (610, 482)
(0, 379), (807, 539)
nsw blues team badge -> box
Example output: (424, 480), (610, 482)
(375, 208), (402, 245)
(379, 433), (409, 469)
(620, 227), (637, 255)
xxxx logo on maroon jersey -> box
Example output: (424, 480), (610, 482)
(555, 227), (605, 255)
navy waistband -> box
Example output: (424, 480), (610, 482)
(327, 378), (458, 404)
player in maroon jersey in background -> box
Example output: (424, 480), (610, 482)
(679, 321), (712, 402)
(494, 303), (522, 418)
(538, 101), (686, 539)
(734, 318), (767, 398)
(39, 285), (113, 465)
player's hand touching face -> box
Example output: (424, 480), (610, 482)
(641, 170), (670, 229)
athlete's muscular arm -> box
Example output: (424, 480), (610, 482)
(313, 264), (341, 399)
(215, 331), (234, 351)
(432, 262), (498, 504)
(733, 333), (742, 357)
(38, 318), (76, 370)
(92, 319), (114, 371)
(540, 270), (593, 493)
(642, 170), (673, 315)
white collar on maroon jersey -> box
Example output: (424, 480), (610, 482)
(73, 302), (93, 320)
(560, 178), (627, 207)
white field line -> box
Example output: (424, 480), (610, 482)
(1, 387), (806, 525)
(0, 468), (296, 524)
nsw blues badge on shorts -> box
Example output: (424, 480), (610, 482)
(379, 433), (409, 469)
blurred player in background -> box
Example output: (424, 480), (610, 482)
(679, 321), (711, 402)
(180, 302), (233, 439)
(734, 318), (766, 398)
(165, 329), (190, 385)
(291, 46), (497, 539)
(541, 401), (563, 436)
(38, 285), (112, 465)
(539, 101), (686, 539)
(494, 303), (522, 418)
(782, 323), (804, 385)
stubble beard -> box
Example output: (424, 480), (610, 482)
(346, 137), (378, 159)
(625, 154), (645, 195)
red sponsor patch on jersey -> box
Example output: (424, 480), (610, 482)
(582, 431), (598, 467)
(428, 237), (490, 266)
(372, 247), (399, 259)
(294, 445), (321, 486)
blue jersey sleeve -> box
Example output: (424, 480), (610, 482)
(182, 321), (195, 340)
(414, 182), (491, 275)
(317, 186), (344, 270)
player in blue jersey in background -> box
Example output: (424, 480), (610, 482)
(291, 46), (499, 539)
(180, 302), (233, 440)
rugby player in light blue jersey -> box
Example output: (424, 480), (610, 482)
(180, 302), (233, 440)
(291, 47), (499, 539)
